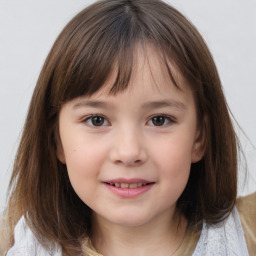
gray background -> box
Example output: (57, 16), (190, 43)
(1, 0), (255, 213)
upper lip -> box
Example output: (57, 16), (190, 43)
(103, 178), (154, 184)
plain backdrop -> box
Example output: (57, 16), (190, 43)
(0, 0), (255, 213)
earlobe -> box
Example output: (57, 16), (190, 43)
(191, 120), (207, 163)
(56, 144), (66, 164)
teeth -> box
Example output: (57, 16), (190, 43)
(109, 182), (149, 188)
(115, 183), (120, 187)
(121, 183), (129, 188)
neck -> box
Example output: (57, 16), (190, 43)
(91, 209), (187, 256)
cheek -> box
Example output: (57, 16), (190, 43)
(63, 142), (107, 205)
(160, 148), (191, 188)
(152, 133), (194, 170)
(150, 133), (193, 193)
(157, 148), (191, 205)
(63, 132), (107, 166)
(62, 137), (108, 186)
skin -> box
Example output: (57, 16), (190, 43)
(57, 46), (205, 256)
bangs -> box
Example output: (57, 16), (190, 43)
(49, 0), (183, 108)
(60, 40), (179, 98)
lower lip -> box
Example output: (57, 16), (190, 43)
(104, 183), (154, 198)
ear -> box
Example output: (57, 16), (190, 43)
(191, 119), (207, 163)
(56, 143), (66, 164)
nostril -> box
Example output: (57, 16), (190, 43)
(113, 159), (142, 166)
(114, 160), (123, 165)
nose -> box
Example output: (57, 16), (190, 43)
(109, 127), (147, 167)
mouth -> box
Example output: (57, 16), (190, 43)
(105, 182), (154, 189)
(103, 179), (155, 198)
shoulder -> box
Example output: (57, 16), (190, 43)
(5, 216), (61, 256)
(237, 192), (256, 256)
(193, 206), (249, 255)
(0, 215), (11, 256)
(175, 194), (256, 256)
(237, 192), (256, 218)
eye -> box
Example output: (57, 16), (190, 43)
(148, 115), (174, 126)
(83, 115), (109, 127)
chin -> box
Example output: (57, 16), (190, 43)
(102, 210), (155, 227)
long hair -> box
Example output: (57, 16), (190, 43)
(5, 0), (237, 254)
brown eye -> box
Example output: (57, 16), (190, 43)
(149, 115), (173, 126)
(91, 116), (105, 126)
(84, 115), (109, 127)
(152, 116), (165, 126)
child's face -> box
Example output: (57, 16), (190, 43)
(57, 47), (204, 228)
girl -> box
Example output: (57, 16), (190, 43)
(1, 0), (255, 255)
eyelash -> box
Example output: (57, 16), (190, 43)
(82, 114), (175, 127)
(82, 114), (110, 127)
(147, 114), (175, 127)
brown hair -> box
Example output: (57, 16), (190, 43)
(4, 0), (238, 255)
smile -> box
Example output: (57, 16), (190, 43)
(107, 183), (150, 188)
(103, 179), (155, 198)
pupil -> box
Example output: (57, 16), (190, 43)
(92, 116), (104, 126)
(153, 116), (165, 126)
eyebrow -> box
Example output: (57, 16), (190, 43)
(142, 100), (187, 111)
(73, 99), (186, 111)
(73, 100), (112, 109)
